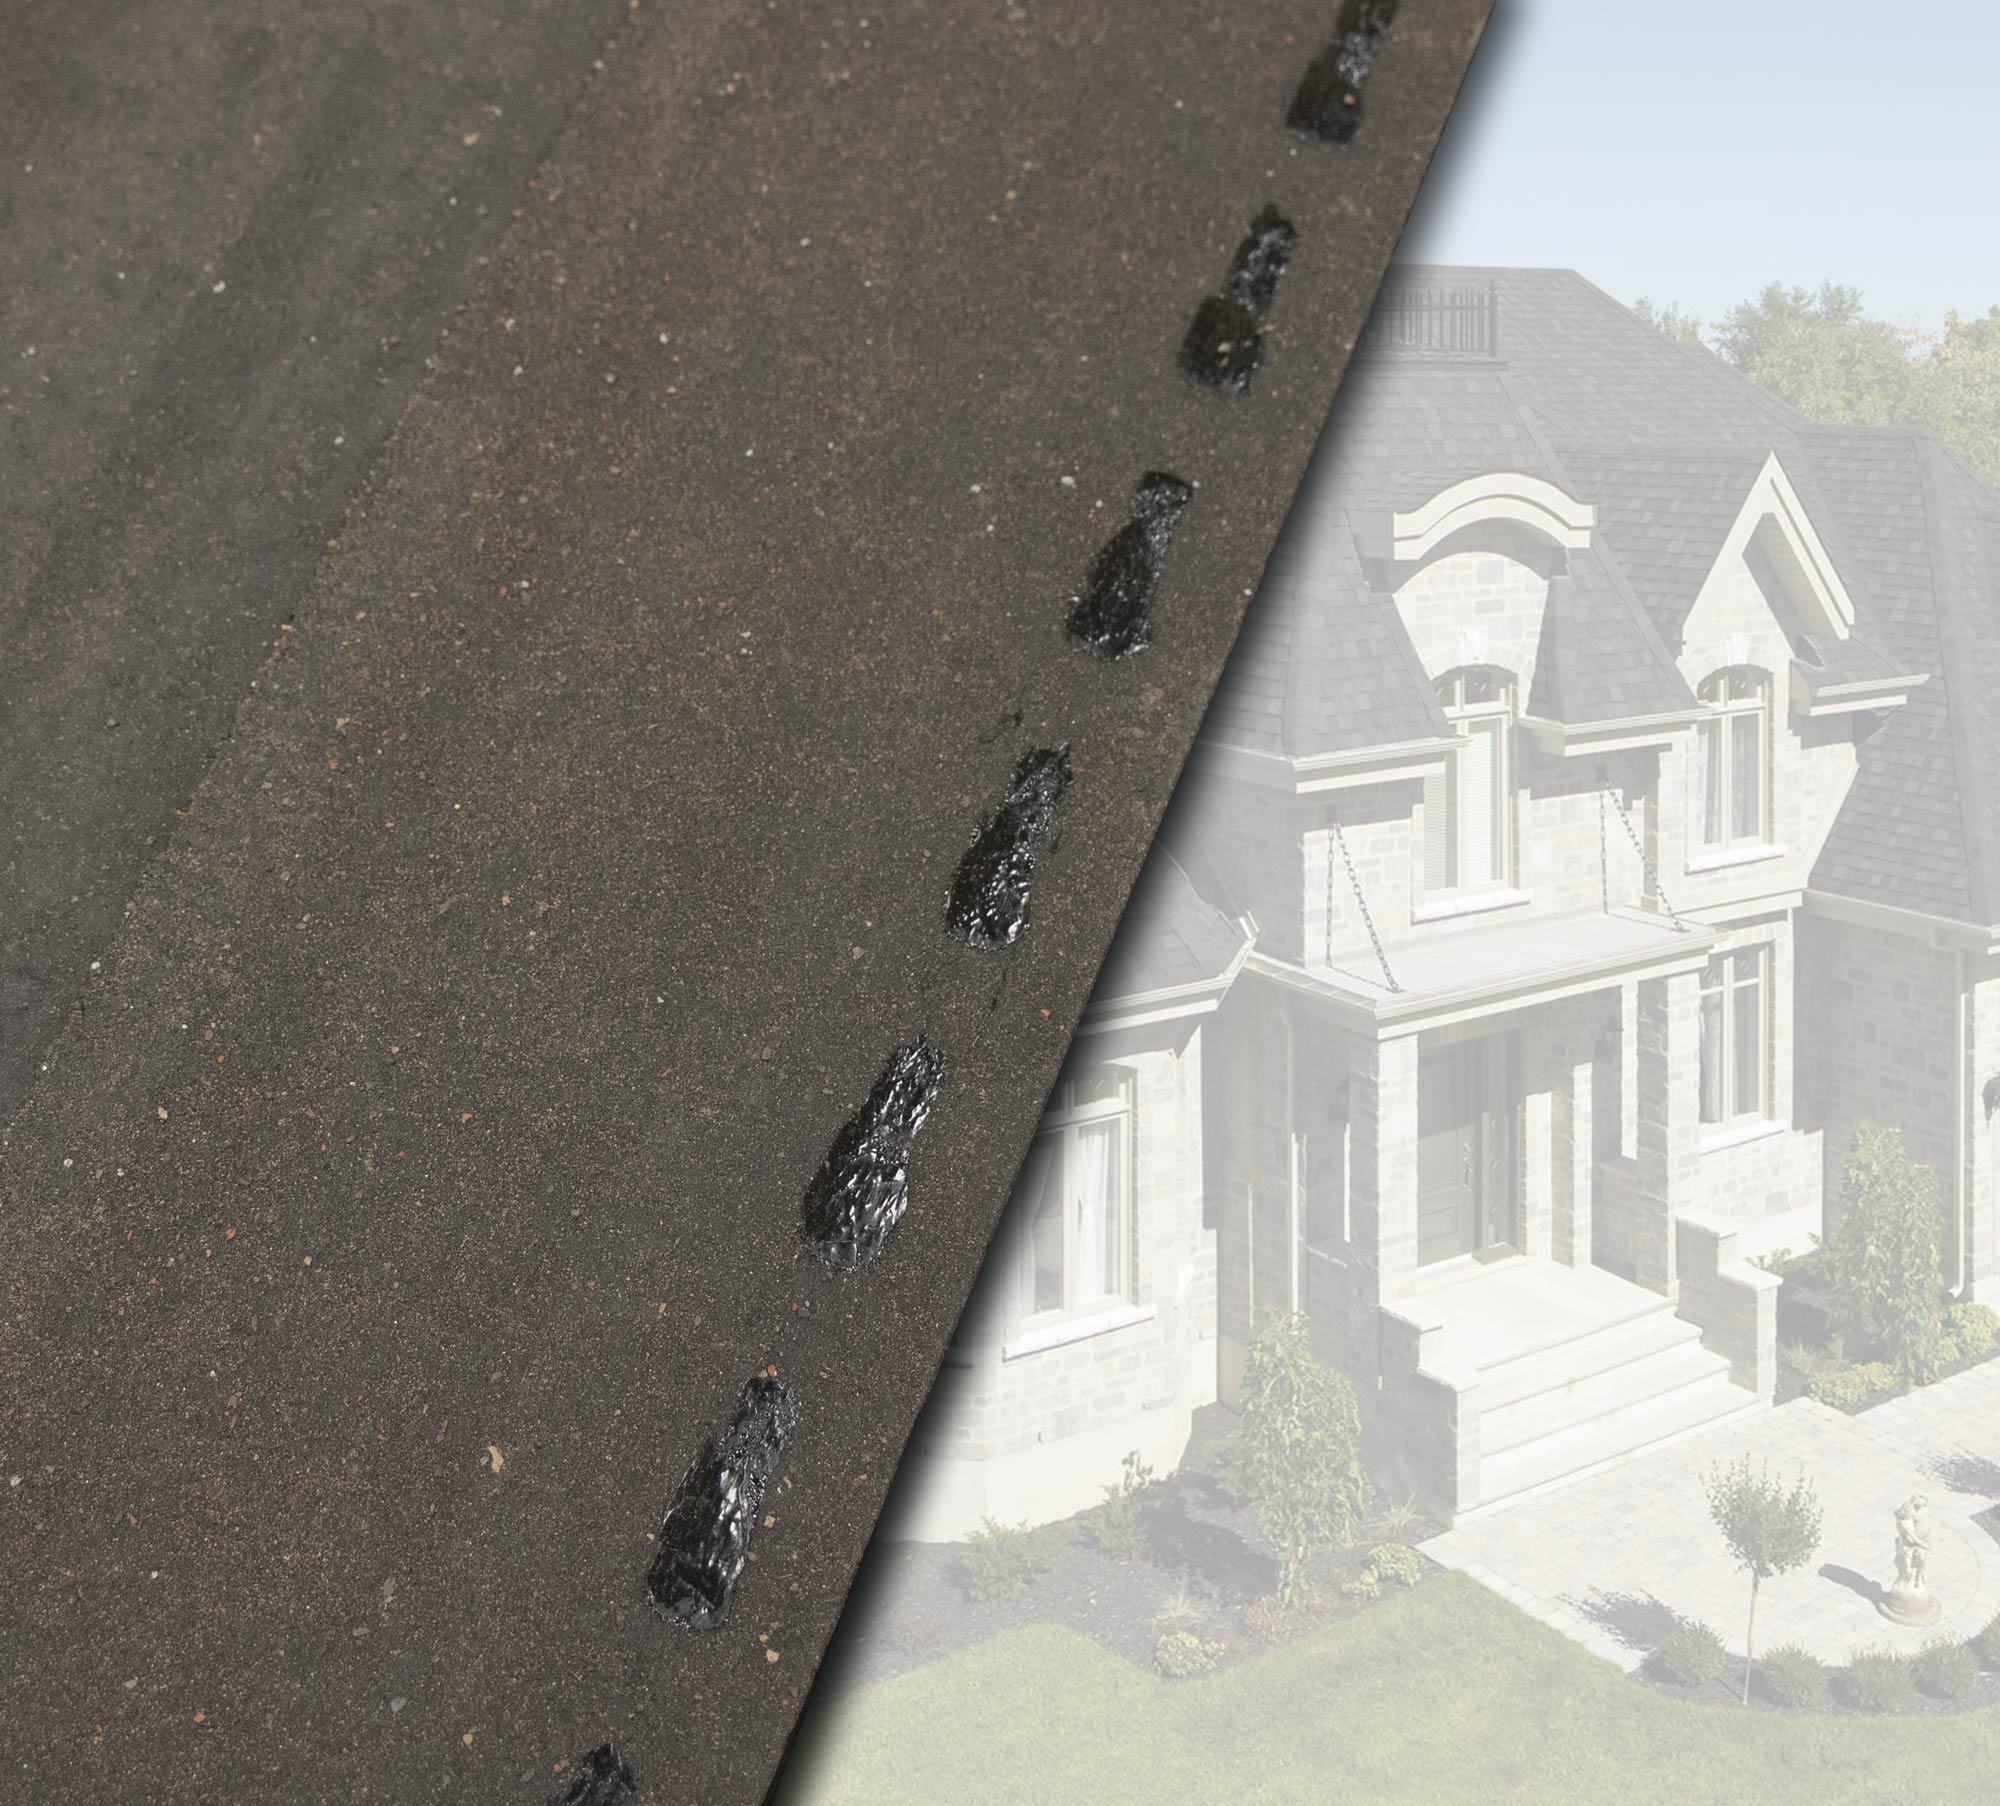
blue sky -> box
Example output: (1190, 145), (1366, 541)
(1398, 0), (2000, 332)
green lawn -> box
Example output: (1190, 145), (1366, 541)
(777, 1574), (2000, 1805)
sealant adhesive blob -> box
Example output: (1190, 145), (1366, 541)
(800, 1039), (949, 1267)
(1180, 206), (1298, 392)
(547, 1745), (642, 1806)
(1064, 472), (1192, 660)
(1287, 0), (1399, 145)
(944, 746), (1075, 947)
(647, 1375), (799, 1630)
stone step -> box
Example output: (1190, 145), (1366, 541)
(1472, 1369), (1756, 1512)
(1474, 1305), (1704, 1414)
(1481, 1337), (1734, 1457)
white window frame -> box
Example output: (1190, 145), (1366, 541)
(1692, 668), (1770, 852)
(1423, 667), (1515, 898)
(1699, 945), (1770, 1129)
(1012, 1065), (1136, 1330)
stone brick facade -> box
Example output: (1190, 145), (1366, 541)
(883, 1018), (1218, 1539)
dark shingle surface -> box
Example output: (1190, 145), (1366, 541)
(1204, 334), (1694, 758)
(0, 5), (1491, 1802)
(1806, 429), (2000, 923)
(1526, 547), (1696, 726)
(1552, 446), (1772, 646)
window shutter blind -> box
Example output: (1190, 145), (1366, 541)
(1461, 719), (1499, 886)
(1423, 762), (1453, 890)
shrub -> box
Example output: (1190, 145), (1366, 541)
(1777, 1338), (1843, 1385)
(1242, 1591), (1302, 1645)
(1342, 1544), (1423, 1601)
(1235, 1309), (1369, 1606)
(1151, 1585), (1203, 1632)
(1371, 1494), (1426, 1540)
(1972, 1612), (2000, 1671)
(1837, 1647), (1916, 1711)
(1757, 1644), (1830, 1708)
(1913, 1636), (1981, 1703)
(959, 1517), (1063, 1603)
(1362, 1543), (1423, 1589)
(1652, 1621), (1729, 1687)
(1826, 1123), (1948, 1385)
(1083, 1450), (1163, 1564)
(1806, 1361), (1899, 1410)
(1945, 1301), (2000, 1365)
(1153, 1631), (1223, 1679)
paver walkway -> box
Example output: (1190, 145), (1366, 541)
(1422, 1358), (2000, 1669)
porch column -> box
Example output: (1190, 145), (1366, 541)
(1347, 1029), (1421, 1365)
(1632, 967), (1701, 1297)
(1520, 1019), (1556, 1260)
(1551, 999), (1596, 1268)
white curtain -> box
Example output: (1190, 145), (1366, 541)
(1074, 1119), (1124, 1302)
(1017, 1136), (1064, 1316)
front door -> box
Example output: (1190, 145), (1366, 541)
(1416, 1035), (1518, 1265)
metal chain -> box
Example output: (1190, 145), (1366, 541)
(1601, 784), (1688, 933)
(1331, 813), (1402, 992)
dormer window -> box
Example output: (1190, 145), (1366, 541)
(1423, 667), (1514, 895)
(1693, 668), (1769, 850)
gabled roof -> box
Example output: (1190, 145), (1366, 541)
(1805, 427), (2000, 925)
(1551, 445), (1773, 644)
(1526, 547), (1697, 727)
(1206, 265), (2000, 927)
(1089, 849), (1252, 1016)
(1204, 348), (1690, 762)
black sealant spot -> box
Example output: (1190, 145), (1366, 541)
(647, 1374), (799, 1631)
(1287, 0), (1399, 145)
(944, 745), (1074, 949)
(1179, 206), (1298, 392)
(799, 1038), (949, 1268)
(548, 1745), (641, 1806)
(1063, 471), (1192, 661)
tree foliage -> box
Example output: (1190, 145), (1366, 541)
(1235, 1309), (1369, 1607)
(1647, 280), (2000, 489)
(1705, 1456), (1823, 1705)
(1827, 1122), (1948, 1386)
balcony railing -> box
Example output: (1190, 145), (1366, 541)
(1357, 279), (1501, 358)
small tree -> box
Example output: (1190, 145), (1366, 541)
(1235, 1309), (1368, 1606)
(1705, 1457), (1823, 1705)
(1827, 1122), (1948, 1385)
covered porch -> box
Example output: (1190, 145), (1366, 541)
(1235, 903), (1774, 1517)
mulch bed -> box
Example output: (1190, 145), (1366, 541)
(812, 1404), (1443, 1698)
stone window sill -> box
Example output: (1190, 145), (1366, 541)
(1699, 1118), (1786, 1156)
(1002, 1301), (1155, 1361)
(1686, 843), (1785, 874)
(1411, 886), (1533, 924)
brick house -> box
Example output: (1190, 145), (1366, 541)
(888, 268), (1999, 1537)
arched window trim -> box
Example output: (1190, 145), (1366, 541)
(1693, 665), (1770, 852)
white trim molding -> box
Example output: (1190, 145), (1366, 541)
(1188, 734), (1457, 796)
(1355, 471), (1596, 565)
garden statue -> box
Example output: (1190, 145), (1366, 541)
(1878, 1491), (1943, 1625)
